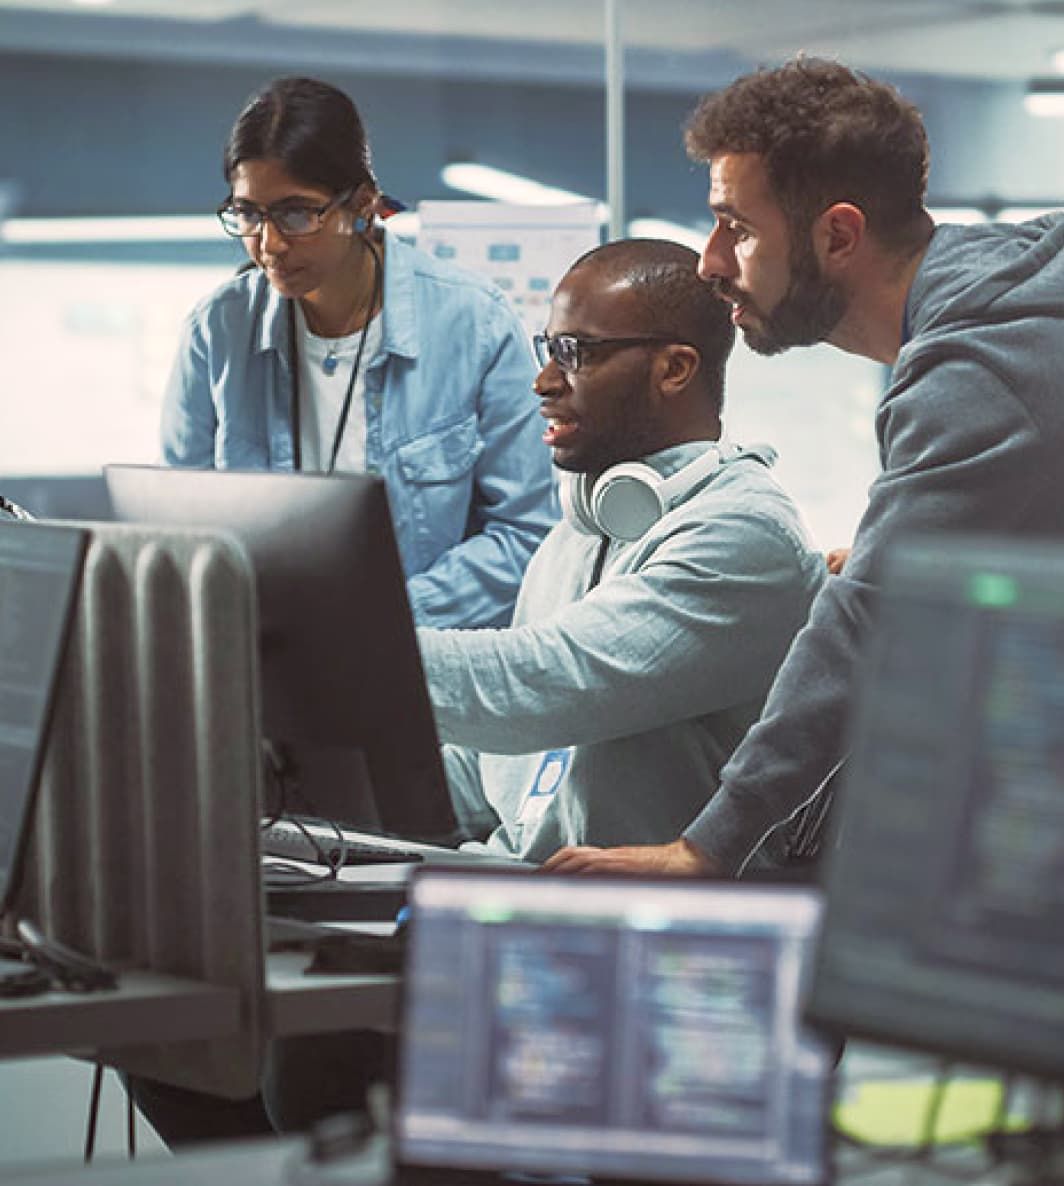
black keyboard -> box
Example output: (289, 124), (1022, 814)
(261, 820), (425, 867)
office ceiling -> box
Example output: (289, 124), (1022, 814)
(2, 0), (1064, 83)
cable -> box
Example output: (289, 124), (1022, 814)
(916, 1060), (952, 1155)
(126, 1077), (137, 1159)
(260, 739), (351, 880)
(84, 1063), (104, 1163)
(15, 919), (117, 991)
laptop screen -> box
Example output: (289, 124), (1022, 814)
(806, 533), (1064, 1081)
(396, 869), (830, 1186)
(0, 522), (87, 913)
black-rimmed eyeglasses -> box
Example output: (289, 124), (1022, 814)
(533, 331), (691, 374)
(216, 189), (354, 238)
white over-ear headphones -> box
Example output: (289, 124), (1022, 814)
(560, 439), (744, 542)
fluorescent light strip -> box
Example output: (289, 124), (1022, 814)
(2, 215), (221, 244)
(627, 217), (708, 251)
(442, 162), (608, 219)
(997, 206), (1062, 223)
(927, 207), (988, 226)
(1024, 92), (1064, 117)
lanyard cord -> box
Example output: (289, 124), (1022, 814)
(588, 535), (610, 591)
(287, 240), (384, 475)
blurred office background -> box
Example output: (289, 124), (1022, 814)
(4, 0), (1064, 551)
(1, 0), (1064, 1165)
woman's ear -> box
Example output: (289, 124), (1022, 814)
(351, 183), (381, 234)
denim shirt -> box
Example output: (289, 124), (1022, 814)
(160, 229), (556, 627)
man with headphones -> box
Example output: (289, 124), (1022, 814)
(417, 238), (825, 862)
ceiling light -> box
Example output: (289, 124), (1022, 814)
(442, 163), (606, 219)
(927, 207), (988, 226)
(1024, 79), (1064, 117)
(1, 215), (220, 244)
(627, 218), (708, 252)
(996, 206), (1062, 223)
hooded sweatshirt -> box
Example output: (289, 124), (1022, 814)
(686, 214), (1064, 873)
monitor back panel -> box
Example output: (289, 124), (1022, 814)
(396, 868), (831, 1186)
(807, 533), (1064, 1080)
(105, 465), (455, 841)
(0, 522), (86, 914)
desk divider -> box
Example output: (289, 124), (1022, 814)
(17, 522), (266, 1099)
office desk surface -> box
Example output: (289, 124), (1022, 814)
(0, 970), (240, 1060)
(265, 951), (399, 1036)
(0, 1134), (1018, 1186)
(0, 954), (399, 1061)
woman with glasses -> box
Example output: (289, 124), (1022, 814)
(161, 76), (555, 628)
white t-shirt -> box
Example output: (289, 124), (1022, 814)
(294, 302), (383, 474)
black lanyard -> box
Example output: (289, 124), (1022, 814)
(287, 243), (383, 475)
(588, 535), (610, 591)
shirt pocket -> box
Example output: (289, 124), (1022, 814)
(395, 413), (483, 485)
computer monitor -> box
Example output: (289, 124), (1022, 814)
(0, 521), (87, 914)
(805, 533), (1064, 1082)
(396, 868), (831, 1186)
(105, 465), (457, 843)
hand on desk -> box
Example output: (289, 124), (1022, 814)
(541, 837), (723, 876)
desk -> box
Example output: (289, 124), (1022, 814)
(0, 971), (241, 1061)
(266, 952), (398, 1037)
(0, 954), (399, 1062)
(0, 1131), (1021, 1186)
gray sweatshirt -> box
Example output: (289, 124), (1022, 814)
(418, 441), (824, 861)
(686, 214), (1064, 872)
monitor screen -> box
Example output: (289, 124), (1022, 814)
(806, 533), (1064, 1082)
(0, 521), (87, 912)
(105, 465), (456, 842)
(397, 869), (831, 1186)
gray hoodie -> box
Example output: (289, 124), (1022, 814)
(686, 214), (1064, 873)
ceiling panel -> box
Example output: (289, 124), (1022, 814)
(1, 0), (1063, 81)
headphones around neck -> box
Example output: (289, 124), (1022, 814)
(560, 439), (747, 543)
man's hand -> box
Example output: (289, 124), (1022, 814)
(541, 837), (724, 877)
(825, 547), (851, 575)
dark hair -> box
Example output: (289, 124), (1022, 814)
(570, 238), (734, 414)
(685, 58), (929, 251)
(223, 76), (377, 195)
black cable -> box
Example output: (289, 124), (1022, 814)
(16, 919), (116, 991)
(84, 1063), (104, 1163)
(916, 1060), (952, 1157)
(260, 741), (347, 882)
(127, 1077), (136, 1159)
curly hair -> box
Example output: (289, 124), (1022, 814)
(685, 58), (929, 251)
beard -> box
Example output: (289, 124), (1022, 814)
(551, 356), (661, 480)
(724, 241), (847, 357)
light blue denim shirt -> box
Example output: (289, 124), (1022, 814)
(160, 229), (557, 628)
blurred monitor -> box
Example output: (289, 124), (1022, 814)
(396, 868), (831, 1186)
(105, 466), (456, 843)
(806, 533), (1064, 1081)
(0, 521), (86, 913)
